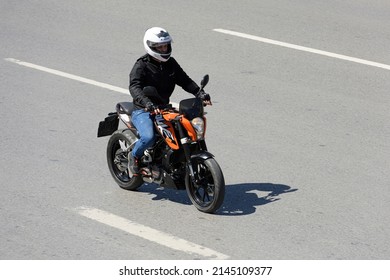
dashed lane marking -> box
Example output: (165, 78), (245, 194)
(4, 58), (180, 107)
(213, 28), (390, 71)
(76, 207), (229, 260)
(5, 58), (129, 94)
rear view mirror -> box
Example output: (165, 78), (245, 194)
(201, 74), (209, 88)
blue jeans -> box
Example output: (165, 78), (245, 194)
(131, 110), (156, 159)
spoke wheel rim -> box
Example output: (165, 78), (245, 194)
(111, 139), (131, 182)
(190, 162), (216, 207)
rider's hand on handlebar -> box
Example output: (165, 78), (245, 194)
(198, 90), (212, 106)
(203, 99), (212, 106)
(145, 102), (161, 114)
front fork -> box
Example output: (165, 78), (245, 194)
(176, 121), (196, 178)
(176, 120), (212, 185)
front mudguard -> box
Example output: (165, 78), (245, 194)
(190, 151), (214, 161)
(188, 151), (215, 179)
(187, 151), (214, 184)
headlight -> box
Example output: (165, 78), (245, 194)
(191, 117), (205, 140)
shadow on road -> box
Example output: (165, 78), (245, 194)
(137, 182), (298, 216)
(218, 183), (298, 216)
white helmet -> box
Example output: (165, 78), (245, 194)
(143, 27), (172, 62)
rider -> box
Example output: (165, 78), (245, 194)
(128, 27), (211, 175)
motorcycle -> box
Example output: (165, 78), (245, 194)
(97, 75), (225, 213)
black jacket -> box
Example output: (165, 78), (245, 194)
(129, 54), (200, 110)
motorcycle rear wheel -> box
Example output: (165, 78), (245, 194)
(106, 130), (143, 190)
(185, 158), (225, 214)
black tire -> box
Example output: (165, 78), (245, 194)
(185, 158), (225, 213)
(106, 130), (143, 190)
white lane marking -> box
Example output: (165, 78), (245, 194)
(5, 58), (128, 94)
(76, 207), (230, 260)
(5, 58), (180, 107)
(213, 28), (390, 71)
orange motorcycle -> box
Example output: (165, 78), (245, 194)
(97, 75), (225, 213)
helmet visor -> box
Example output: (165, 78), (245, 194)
(147, 41), (171, 54)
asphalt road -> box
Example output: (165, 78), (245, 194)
(1, 0), (389, 260)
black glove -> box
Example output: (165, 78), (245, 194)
(145, 102), (156, 112)
(198, 90), (211, 101)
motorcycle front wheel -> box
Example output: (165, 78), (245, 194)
(106, 130), (143, 190)
(185, 158), (225, 214)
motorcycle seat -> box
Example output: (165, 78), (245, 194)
(116, 102), (134, 115)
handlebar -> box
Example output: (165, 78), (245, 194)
(146, 99), (211, 115)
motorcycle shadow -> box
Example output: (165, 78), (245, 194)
(219, 183), (298, 216)
(137, 182), (297, 216)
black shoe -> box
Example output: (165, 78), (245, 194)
(128, 156), (140, 175)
